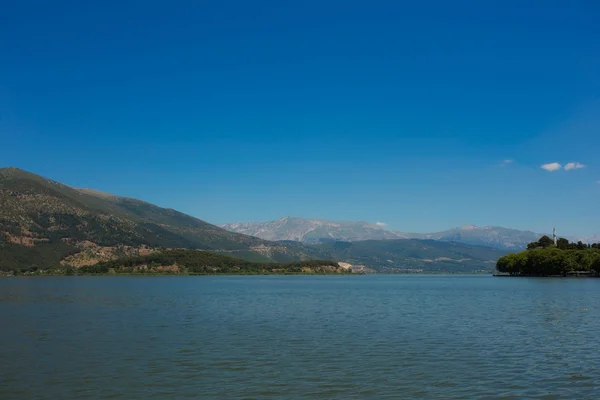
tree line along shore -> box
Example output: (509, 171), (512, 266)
(1, 249), (351, 276)
(496, 236), (600, 277)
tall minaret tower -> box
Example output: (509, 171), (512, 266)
(553, 227), (557, 246)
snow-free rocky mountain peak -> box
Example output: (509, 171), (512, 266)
(221, 217), (595, 250)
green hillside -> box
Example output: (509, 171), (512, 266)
(312, 239), (508, 273)
(77, 249), (346, 275)
(0, 167), (320, 271)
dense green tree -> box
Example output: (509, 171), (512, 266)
(496, 252), (528, 275)
(537, 235), (554, 248)
(497, 246), (600, 276)
(527, 235), (557, 250)
(592, 255), (600, 273)
(556, 238), (570, 250)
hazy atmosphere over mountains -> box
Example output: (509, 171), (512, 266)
(221, 217), (405, 243)
(221, 217), (597, 251)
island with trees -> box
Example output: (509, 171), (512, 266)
(495, 236), (600, 277)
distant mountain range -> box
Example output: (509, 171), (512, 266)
(221, 217), (598, 250)
(310, 239), (508, 273)
(407, 225), (544, 250)
(221, 217), (404, 243)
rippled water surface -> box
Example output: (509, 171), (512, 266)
(1, 275), (600, 399)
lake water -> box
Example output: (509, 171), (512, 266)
(1, 275), (599, 399)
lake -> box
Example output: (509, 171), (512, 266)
(1, 275), (599, 399)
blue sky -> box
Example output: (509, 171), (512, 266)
(1, 0), (599, 236)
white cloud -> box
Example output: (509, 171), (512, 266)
(375, 222), (387, 227)
(500, 159), (514, 166)
(564, 162), (586, 171)
(541, 162), (562, 172)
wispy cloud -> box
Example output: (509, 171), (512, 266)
(564, 162), (586, 171)
(500, 159), (514, 166)
(375, 222), (387, 227)
(541, 162), (562, 172)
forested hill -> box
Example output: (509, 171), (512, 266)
(0, 167), (325, 271)
(496, 236), (600, 276)
(311, 239), (508, 273)
(77, 250), (347, 275)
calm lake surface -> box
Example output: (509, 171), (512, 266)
(1, 275), (599, 399)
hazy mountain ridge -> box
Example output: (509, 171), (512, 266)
(411, 225), (542, 250)
(312, 239), (508, 273)
(221, 217), (406, 243)
(221, 217), (597, 250)
(580, 234), (600, 244)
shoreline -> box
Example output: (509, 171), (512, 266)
(0, 271), (359, 277)
(493, 273), (598, 278)
(1, 271), (499, 277)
